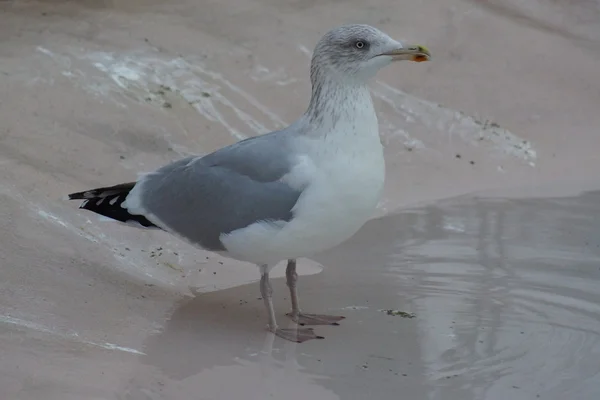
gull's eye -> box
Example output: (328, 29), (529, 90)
(354, 40), (367, 50)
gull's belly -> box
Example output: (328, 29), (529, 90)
(293, 161), (385, 249)
(221, 96), (385, 266)
(220, 152), (385, 266)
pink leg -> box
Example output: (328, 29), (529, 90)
(285, 259), (346, 326)
(260, 269), (323, 343)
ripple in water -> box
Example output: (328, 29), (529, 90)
(385, 191), (600, 399)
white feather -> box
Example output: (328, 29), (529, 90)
(220, 86), (384, 268)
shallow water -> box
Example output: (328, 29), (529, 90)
(318, 190), (600, 399)
(106, 190), (600, 400)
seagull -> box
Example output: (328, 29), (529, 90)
(67, 24), (430, 343)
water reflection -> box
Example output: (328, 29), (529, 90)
(316, 190), (600, 399)
(123, 190), (600, 400)
(117, 283), (341, 400)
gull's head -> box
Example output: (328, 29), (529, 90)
(311, 24), (430, 83)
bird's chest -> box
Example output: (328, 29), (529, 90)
(292, 125), (386, 238)
(319, 113), (385, 204)
(315, 144), (385, 220)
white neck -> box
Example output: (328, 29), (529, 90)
(301, 78), (380, 156)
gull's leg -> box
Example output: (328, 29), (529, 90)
(284, 259), (346, 326)
(259, 266), (323, 343)
(286, 259), (301, 321)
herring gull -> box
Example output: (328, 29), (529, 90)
(67, 24), (431, 343)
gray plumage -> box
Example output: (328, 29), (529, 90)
(135, 131), (302, 251)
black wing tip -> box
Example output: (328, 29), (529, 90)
(66, 192), (86, 200)
(64, 192), (93, 211)
(65, 184), (158, 229)
(65, 182), (137, 201)
(66, 189), (102, 200)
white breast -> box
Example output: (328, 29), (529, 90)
(280, 102), (385, 254)
(220, 89), (385, 267)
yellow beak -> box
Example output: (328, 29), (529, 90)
(380, 45), (431, 62)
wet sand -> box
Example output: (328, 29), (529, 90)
(1, 0), (600, 399)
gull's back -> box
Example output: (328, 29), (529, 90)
(122, 126), (308, 253)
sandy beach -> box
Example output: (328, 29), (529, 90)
(1, 0), (599, 399)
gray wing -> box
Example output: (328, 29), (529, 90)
(134, 131), (303, 251)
